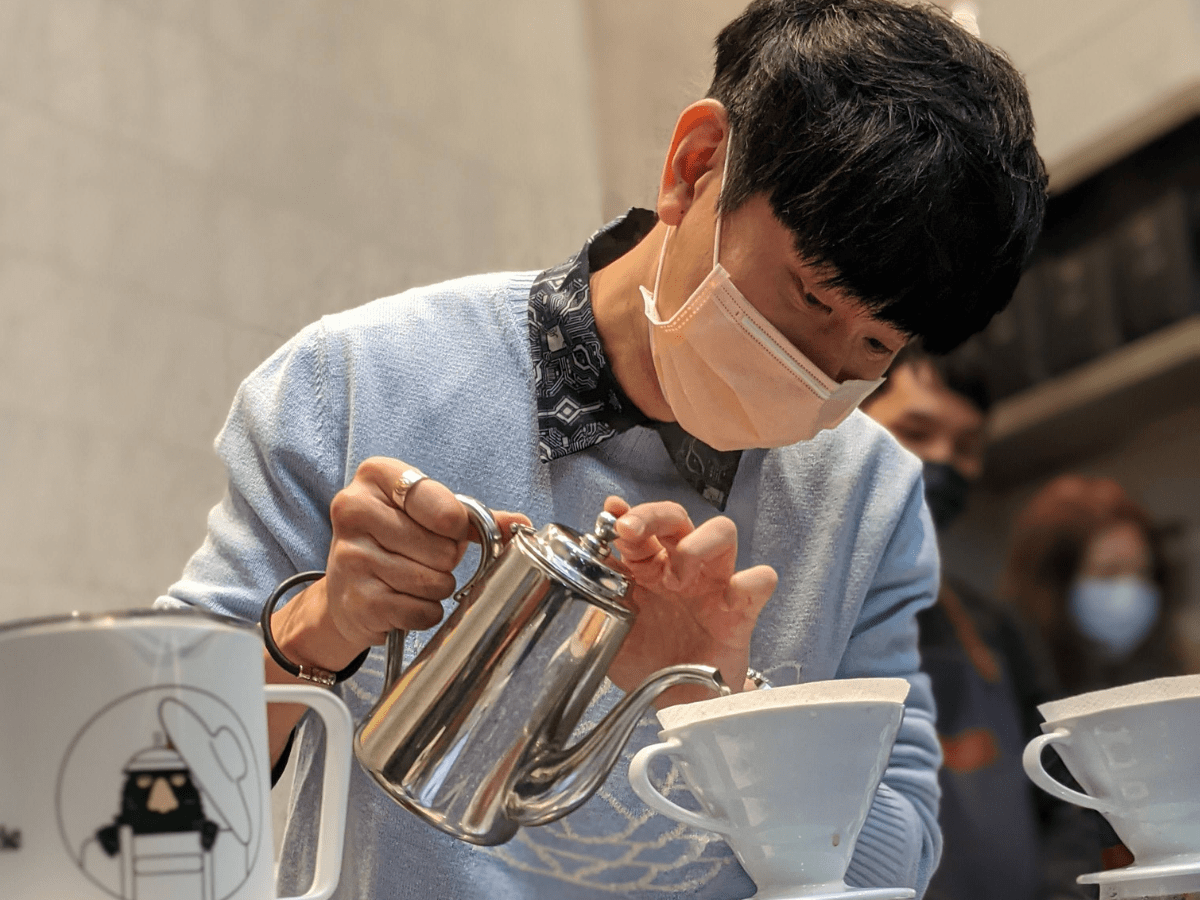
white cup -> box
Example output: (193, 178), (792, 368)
(1023, 674), (1200, 868)
(0, 608), (353, 900)
(629, 678), (912, 900)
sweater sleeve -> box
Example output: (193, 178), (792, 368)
(838, 479), (944, 897)
(157, 320), (345, 622)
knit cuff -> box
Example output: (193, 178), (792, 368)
(844, 784), (921, 890)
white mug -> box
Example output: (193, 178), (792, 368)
(1023, 674), (1200, 867)
(0, 608), (353, 900)
(629, 678), (913, 900)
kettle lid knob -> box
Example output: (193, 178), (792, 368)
(580, 511), (619, 559)
(516, 510), (630, 604)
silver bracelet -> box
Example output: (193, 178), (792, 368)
(746, 667), (771, 689)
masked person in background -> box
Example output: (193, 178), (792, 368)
(863, 346), (1107, 900)
(158, 2), (1048, 898)
(1000, 475), (1183, 699)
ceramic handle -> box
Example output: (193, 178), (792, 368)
(1022, 728), (1116, 814)
(266, 684), (354, 900)
(628, 737), (731, 835)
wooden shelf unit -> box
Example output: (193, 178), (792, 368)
(982, 315), (1200, 486)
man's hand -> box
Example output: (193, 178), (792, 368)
(601, 496), (777, 706)
(271, 457), (530, 674)
(264, 457), (530, 764)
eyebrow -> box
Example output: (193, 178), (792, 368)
(896, 409), (984, 431)
(895, 411), (940, 428)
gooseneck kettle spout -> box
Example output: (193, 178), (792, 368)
(353, 497), (729, 845)
(510, 664), (728, 827)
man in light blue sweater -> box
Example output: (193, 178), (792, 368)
(162, 2), (1048, 898)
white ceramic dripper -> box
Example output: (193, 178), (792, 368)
(629, 678), (915, 900)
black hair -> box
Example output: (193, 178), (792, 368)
(875, 340), (992, 412)
(709, 0), (1048, 352)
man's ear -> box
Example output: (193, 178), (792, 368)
(657, 100), (729, 228)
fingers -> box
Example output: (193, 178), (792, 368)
(333, 519), (546, 645)
(727, 565), (779, 617)
(325, 526), (454, 640)
(338, 534), (459, 602)
(606, 495), (740, 592)
(330, 458), (535, 642)
(614, 500), (694, 547)
(672, 516), (738, 585)
(327, 576), (447, 645)
(331, 477), (464, 573)
(349, 456), (525, 553)
(493, 510), (533, 541)
(354, 456), (471, 540)
(609, 498), (695, 575)
(603, 496), (631, 518)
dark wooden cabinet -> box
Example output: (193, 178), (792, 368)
(938, 116), (1200, 486)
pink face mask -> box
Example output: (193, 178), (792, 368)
(640, 187), (884, 452)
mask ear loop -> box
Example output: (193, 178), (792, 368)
(651, 223), (670, 303)
(652, 130), (734, 302)
(713, 133), (732, 268)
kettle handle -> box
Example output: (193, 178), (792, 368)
(383, 494), (505, 689)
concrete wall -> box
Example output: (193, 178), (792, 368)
(582, 0), (746, 220)
(0, 0), (601, 623)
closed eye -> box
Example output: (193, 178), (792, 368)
(866, 336), (894, 355)
(803, 291), (833, 314)
(789, 270), (833, 314)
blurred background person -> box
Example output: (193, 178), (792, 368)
(864, 345), (1105, 900)
(999, 474), (1186, 697)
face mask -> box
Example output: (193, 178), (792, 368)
(922, 461), (970, 530)
(1068, 576), (1162, 659)
(639, 148), (884, 451)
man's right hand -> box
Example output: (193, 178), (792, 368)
(264, 457), (529, 762)
(275, 456), (532, 672)
(324, 457), (505, 649)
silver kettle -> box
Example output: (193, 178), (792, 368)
(353, 495), (729, 845)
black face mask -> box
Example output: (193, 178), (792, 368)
(922, 461), (970, 530)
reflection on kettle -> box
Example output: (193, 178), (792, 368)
(353, 495), (729, 845)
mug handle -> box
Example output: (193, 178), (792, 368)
(1022, 728), (1117, 814)
(628, 737), (731, 835)
(265, 684), (354, 900)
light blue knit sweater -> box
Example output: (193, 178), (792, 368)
(161, 271), (943, 900)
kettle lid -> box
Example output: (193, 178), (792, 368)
(516, 511), (630, 608)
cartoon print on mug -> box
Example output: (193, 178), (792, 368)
(56, 685), (264, 900)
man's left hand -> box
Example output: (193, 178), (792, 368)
(602, 496), (778, 706)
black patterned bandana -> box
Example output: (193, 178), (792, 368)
(529, 208), (742, 510)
